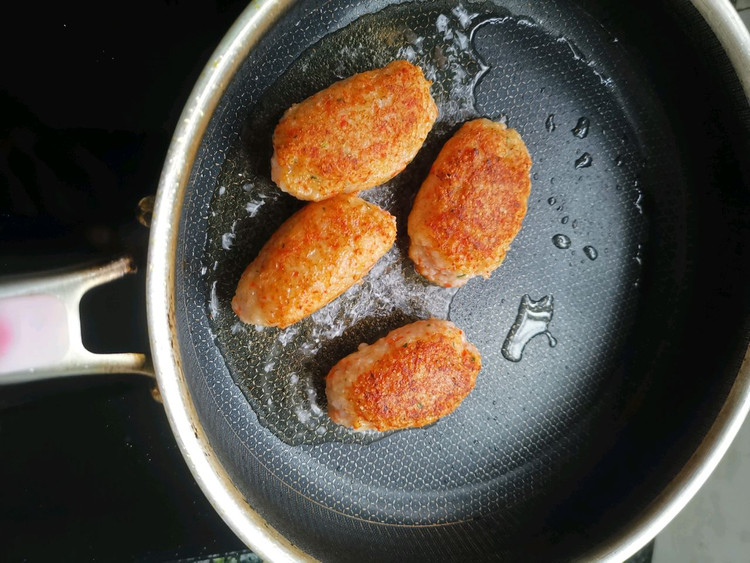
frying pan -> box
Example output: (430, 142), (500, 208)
(1, 0), (749, 560)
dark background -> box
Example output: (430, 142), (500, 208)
(1, 1), (251, 560)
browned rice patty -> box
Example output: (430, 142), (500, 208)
(408, 118), (532, 287)
(232, 194), (396, 328)
(326, 319), (481, 431)
(271, 60), (438, 201)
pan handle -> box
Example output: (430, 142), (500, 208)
(0, 256), (154, 384)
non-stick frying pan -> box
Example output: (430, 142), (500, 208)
(2, 0), (749, 561)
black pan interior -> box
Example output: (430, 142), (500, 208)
(173, 0), (750, 560)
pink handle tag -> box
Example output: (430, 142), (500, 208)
(0, 294), (70, 373)
(0, 257), (151, 383)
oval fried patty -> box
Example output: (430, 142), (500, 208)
(231, 194), (396, 328)
(326, 319), (481, 431)
(408, 118), (532, 287)
(271, 60), (438, 201)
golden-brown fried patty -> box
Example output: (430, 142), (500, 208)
(271, 60), (438, 201)
(408, 118), (532, 287)
(231, 194), (396, 328)
(326, 319), (481, 431)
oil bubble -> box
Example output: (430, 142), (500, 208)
(575, 152), (593, 169)
(552, 234), (571, 249)
(571, 117), (590, 138)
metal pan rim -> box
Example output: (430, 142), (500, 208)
(146, 0), (750, 561)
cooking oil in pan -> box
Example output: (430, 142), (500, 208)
(552, 234), (572, 250)
(502, 295), (557, 362)
(583, 245), (598, 261)
(545, 114), (556, 132)
(571, 117), (590, 138)
(574, 152), (593, 168)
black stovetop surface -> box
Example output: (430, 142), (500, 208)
(1, 1), (251, 560)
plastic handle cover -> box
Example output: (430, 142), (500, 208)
(0, 257), (153, 384)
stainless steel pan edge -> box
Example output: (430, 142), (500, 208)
(582, 352), (750, 562)
(148, 1), (313, 561)
(584, 5), (750, 560)
(146, 1), (750, 562)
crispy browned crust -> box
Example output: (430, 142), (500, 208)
(271, 60), (438, 201)
(327, 320), (481, 431)
(231, 194), (396, 328)
(407, 118), (532, 287)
